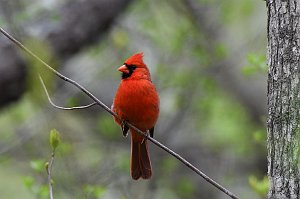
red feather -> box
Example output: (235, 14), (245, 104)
(112, 52), (159, 180)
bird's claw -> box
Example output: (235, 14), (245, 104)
(121, 120), (129, 137)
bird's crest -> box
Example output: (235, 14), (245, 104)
(124, 52), (146, 68)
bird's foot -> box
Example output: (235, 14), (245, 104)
(121, 120), (129, 137)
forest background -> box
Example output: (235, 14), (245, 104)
(0, 0), (267, 198)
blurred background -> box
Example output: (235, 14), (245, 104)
(0, 0), (268, 198)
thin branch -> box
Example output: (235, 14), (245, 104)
(0, 27), (240, 199)
(46, 152), (55, 199)
(39, 75), (97, 110)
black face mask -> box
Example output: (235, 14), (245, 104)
(121, 64), (137, 79)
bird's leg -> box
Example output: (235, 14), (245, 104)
(121, 120), (129, 137)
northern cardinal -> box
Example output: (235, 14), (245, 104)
(112, 52), (159, 180)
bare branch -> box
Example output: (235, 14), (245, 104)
(39, 75), (97, 110)
(46, 152), (55, 199)
(0, 27), (240, 199)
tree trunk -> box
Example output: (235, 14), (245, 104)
(267, 1), (300, 198)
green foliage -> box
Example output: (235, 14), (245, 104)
(50, 129), (61, 151)
(30, 159), (45, 173)
(66, 97), (80, 107)
(253, 129), (266, 145)
(156, 188), (179, 199)
(0, 0), (267, 198)
(0, 98), (35, 125)
(22, 176), (35, 190)
(14, 2), (60, 25)
(135, 0), (198, 54)
(24, 38), (57, 104)
(22, 176), (48, 199)
(0, 98), (36, 148)
(220, 0), (255, 24)
(117, 152), (130, 172)
(111, 29), (129, 49)
(22, 129), (62, 199)
(97, 115), (120, 139)
(83, 185), (106, 199)
(176, 177), (195, 198)
(242, 53), (268, 76)
(214, 43), (228, 60)
(249, 175), (269, 198)
(196, 88), (254, 154)
(161, 157), (178, 174)
(58, 142), (72, 155)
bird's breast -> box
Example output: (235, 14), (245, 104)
(113, 79), (159, 130)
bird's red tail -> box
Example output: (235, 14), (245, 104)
(130, 135), (152, 180)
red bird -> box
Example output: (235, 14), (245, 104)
(112, 52), (159, 180)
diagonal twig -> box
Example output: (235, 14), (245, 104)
(0, 27), (240, 199)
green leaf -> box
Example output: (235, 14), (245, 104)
(249, 175), (269, 197)
(22, 176), (35, 189)
(49, 129), (61, 151)
(30, 159), (45, 173)
(242, 53), (268, 76)
(38, 185), (48, 199)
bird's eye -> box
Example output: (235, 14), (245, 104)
(126, 65), (136, 70)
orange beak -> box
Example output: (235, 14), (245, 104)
(118, 65), (129, 73)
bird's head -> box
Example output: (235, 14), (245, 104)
(118, 52), (151, 80)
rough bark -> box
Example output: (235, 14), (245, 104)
(0, 0), (133, 108)
(267, 1), (300, 198)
